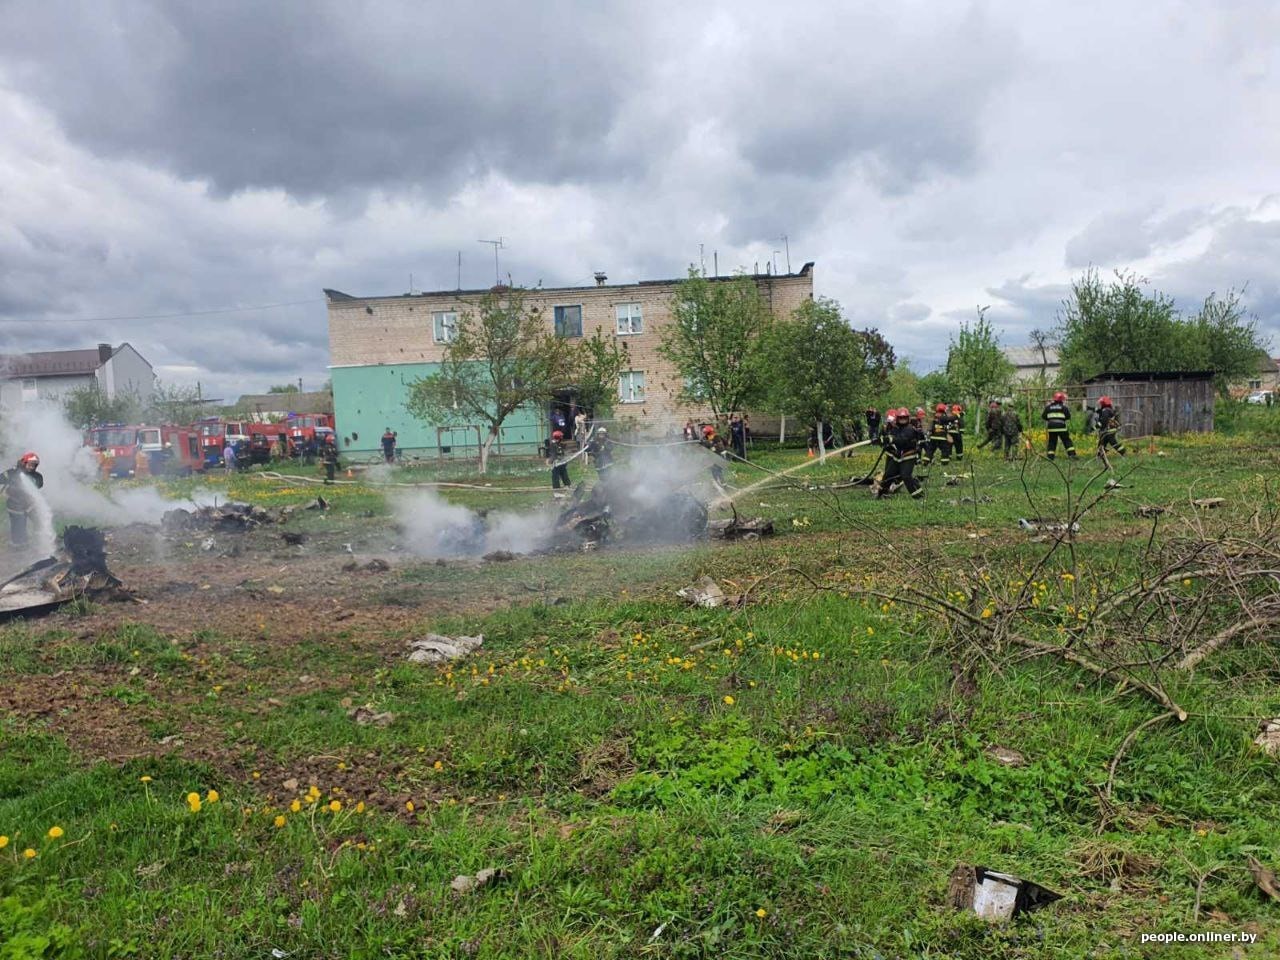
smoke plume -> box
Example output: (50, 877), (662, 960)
(393, 440), (721, 559)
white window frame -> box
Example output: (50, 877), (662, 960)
(553, 304), (583, 338)
(432, 311), (458, 344)
(615, 302), (643, 335)
(618, 370), (646, 404)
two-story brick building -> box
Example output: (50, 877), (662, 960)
(325, 264), (814, 456)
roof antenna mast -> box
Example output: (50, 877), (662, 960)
(478, 238), (506, 286)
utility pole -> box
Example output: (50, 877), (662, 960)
(777, 234), (790, 273)
(772, 250), (781, 275)
(478, 238), (505, 286)
(699, 243), (705, 275)
(456, 251), (462, 291)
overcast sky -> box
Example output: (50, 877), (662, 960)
(1, 0), (1277, 398)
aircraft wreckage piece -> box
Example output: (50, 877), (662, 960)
(0, 526), (131, 619)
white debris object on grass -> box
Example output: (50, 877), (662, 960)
(676, 575), (726, 609)
(407, 633), (484, 664)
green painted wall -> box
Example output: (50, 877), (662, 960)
(331, 363), (544, 456)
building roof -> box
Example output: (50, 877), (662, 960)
(234, 391), (333, 414)
(0, 347), (106, 378)
(1259, 356), (1280, 373)
(1003, 345), (1060, 367)
(323, 262), (815, 304)
(1083, 370), (1215, 383)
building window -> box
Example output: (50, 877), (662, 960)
(554, 305), (583, 338)
(20, 378), (37, 403)
(618, 370), (646, 403)
(616, 303), (643, 335)
(432, 311), (458, 344)
(1249, 379), (1262, 389)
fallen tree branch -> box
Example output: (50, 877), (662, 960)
(1105, 710), (1179, 800)
(1176, 614), (1280, 673)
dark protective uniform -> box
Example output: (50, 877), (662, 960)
(1001, 409), (1024, 460)
(3, 467), (45, 548)
(977, 407), (1002, 449)
(926, 413), (952, 465)
(878, 422), (924, 499)
(321, 439), (339, 483)
(1095, 406), (1126, 457)
(1042, 400), (1077, 459)
(948, 411), (965, 461)
(381, 431), (397, 464)
(547, 438), (571, 488)
(865, 408), (881, 442)
(729, 419), (747, 460)
(587, 436), (613, 471)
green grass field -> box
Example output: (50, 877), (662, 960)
(3, 417), (1280, 958)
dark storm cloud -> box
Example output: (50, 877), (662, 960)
(1, 0), (643, 197)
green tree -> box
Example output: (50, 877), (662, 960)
(146, 381), (209, 425)
(761, 297), (895, 458)
(881, 361), (921, 411)
(946, 307), (1015, 415)
(572, 330), (629, 424)
(405, 287), (575, 473)
(916, 370), (956, 406)
(657, 270), (773, 424)
(61, 384), (143, 429)
(267, 384), (300, 394)
(1055, 270), (1266, 395)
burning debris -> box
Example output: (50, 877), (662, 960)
(162, 502), (281, 533)
(0, 526), (132, 619)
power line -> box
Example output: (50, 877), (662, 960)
(0, 298), (324, 325)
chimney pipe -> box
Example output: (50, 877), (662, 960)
(594, 271), (607, 287)
(97, 343), (113, 364)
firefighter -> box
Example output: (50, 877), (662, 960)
(321, 435), (339, 483)
(701, 424), (727, 482)
(587, 427), (613, 470)
(547, 430), (571, 489)
(1042, 391), (1077, 459)
(1002, 405), (1024, 461)
(925, 402), (951, 466)
(2, 452), (44, 549)
(877, 408), (924, 499)
(977, 400), (1002, 450)
(381, 427), (397, 464)
(948, 404), (965, 461)
(874, 409), (899, 494)
(865, 406), (881, 442)
(1094, 396), (1126, 458)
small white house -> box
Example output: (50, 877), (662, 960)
(0, 343), (154, 409)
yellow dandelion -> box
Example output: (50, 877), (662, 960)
(289, 800), (301, 813)
(723, 695), (735, 705)
(356, 802), (366, 814)
(866, 627), (874, 636)
(433, 760), (444, 771)
(22, 848), (36, 860)
(405, 800), (415, 812)
(329, 800), (342, 813)
(274, 815), (286, 828)
(1061, 572), (1075, 581)
(139, 775), (153, 783)
(252, 771), (261, 779)
(46, 826), (63, 840)
(0, 836), (8, 849)
(206, 790), (220, 804)
(980, 608), (994, 619)
(1182, 578), (1193, 587)
(186, 792), (202, 812)
(755, 908), (767, 918)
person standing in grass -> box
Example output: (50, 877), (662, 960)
(729, 413), (747, 460)
(381, 427), (397, 464)
(321, 435), (339, 484)
(547, 430), (571, 489)
(1001, 405), (1024, 461)
(222, 442), (237, 475)
(977, 400), (1002, 451)
(1042, 391), (1077, 460)
(948, 404), (965, 462)
(1094, 396), (1126, 458)
(2, 452), (43, 549)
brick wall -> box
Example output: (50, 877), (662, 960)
(328, 267), (814, 436)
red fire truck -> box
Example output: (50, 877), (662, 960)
(195, 417), (295, 466)
(87, 424), (207, 477)
(285, 413), (335, 447)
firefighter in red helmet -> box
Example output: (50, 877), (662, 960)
(547, 430), (571, 489)
(1042, 391), (1077, 460)
(1094, 395), (1126, 458)
(878, 409), (924, 499)
(926, 402), (952, 466)
(2, 452), (45, 549)
(948, 403), (966, 462)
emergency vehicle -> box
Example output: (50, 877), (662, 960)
(86, 424), (141, 477)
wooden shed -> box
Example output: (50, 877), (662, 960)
(1082, 371), (1215, 435)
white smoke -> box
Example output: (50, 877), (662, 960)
(0, 400), (207, 527)
(393, 440), (721, 559)
(14, 471), (56, 557)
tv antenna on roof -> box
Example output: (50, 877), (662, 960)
(478, 237), (506, 285)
